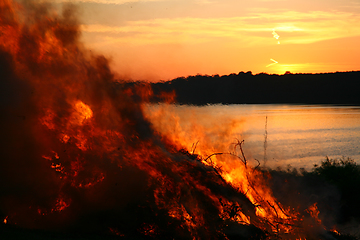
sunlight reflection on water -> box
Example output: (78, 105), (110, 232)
(145, 104), (360, 170)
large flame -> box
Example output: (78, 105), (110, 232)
(0, 0), (335, 239)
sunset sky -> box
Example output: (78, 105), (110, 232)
(51, 0), (360, 81)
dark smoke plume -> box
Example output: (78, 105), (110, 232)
(0, 0), (156, 232)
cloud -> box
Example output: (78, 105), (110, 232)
(195, 0), (218, 5)
(49, 0), (173, 4)
(81, 10), (360, 47)
(255, 0), (286, 2)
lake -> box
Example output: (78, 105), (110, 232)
(144, 104), (360, 170)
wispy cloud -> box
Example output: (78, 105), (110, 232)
(50, 0), (172, 4)
(255, 0), (286, 2)
(82, 10), (360, 47)
(195, 0), (218, 5)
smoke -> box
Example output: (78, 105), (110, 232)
(0, 0), (156, 231)
(0, 46), (58, 228)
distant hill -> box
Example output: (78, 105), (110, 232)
(126, 71), (360, 105)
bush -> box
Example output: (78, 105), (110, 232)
(311, 157), (360, 222)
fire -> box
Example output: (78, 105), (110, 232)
(306, 203), (322, 226)
(70, 101), (93, 126)
(53, 198), (71, 212)
(330, 227), (340, 235)
(143, 103), (336, 237)
(0, 0), (342, 239)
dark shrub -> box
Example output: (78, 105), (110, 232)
(312, 157), (360, 222)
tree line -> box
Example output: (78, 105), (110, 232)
(145, 71), (360, 105)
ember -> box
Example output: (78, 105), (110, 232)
(0, 0), (350, 239)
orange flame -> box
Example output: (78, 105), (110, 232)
(70, 101), (93, 126)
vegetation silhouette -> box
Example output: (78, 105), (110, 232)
(265, 157), (360, 239)
(144, 71), (360, 105)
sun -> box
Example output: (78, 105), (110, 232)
(272, 63), (310, 75)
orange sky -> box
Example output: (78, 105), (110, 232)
(51, 0), (360, 81)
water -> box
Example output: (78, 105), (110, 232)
(145, 104), (360, 170)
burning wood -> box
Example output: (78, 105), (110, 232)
(0, 0), (355, 239)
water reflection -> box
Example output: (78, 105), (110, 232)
(144, 104), (360, 170)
